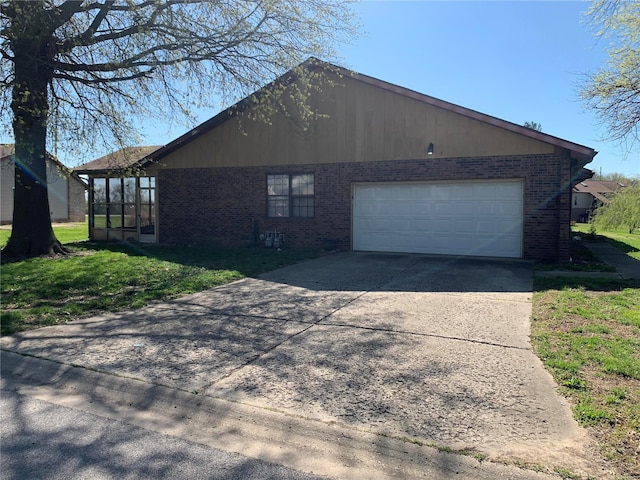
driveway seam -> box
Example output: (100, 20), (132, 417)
(314, 321), (532, 351)
(196, 290), (372, 392)
(197, 257), (432, 392)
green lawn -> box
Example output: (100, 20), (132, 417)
(1, 223), (322, 335)
(0, 222), (88, 247)
(532, 276), (640, 478)
(572, 224), (640, 260)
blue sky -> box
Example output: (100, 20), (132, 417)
(142, 0), (638, 177)
(3, 1), (638, 177)
(329, 0), (638, 177)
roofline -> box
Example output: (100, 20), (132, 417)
(302, 60), (596, 162)
(147, 57), (597, 165)
(74, 145), (163, 174)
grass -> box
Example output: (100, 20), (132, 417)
(572, 223), (640, 261)
(532, 276), (640, 478)
(1, 223), (323, 335)
(0, 221), (88, 247)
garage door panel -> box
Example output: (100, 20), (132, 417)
(411, 186), (432, 201)
(353, 181), (523, 258)
(432, 185), (452, 200)
(452, 185), (476, 200)
(495, 202), (522, 216)
(496, 182), (522, 196)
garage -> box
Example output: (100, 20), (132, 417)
(352, 180), (523, 258)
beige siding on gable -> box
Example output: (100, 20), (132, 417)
(157, 72), (554, 170)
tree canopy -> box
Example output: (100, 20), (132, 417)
(0, 0), (358, 258)
(523, 121), (542, 132)
(594, 185), (640, 233)
(581, 0), (640, 147)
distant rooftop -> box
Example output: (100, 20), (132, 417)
(573, 179), (625, 194)
(74, 146), (162, 174)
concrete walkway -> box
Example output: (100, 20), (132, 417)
(583, 240), (640, 279)
(535, 239), (640, 280)
(1, 253), (606, 479)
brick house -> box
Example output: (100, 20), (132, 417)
(571, 179), (626, 223)
(76, 59), (596, 262)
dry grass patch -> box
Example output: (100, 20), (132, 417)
(532, 277), (640, 479)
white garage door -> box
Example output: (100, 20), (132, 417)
(353, 180), (523, 258)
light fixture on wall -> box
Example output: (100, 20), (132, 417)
(427, 142), (434, 155)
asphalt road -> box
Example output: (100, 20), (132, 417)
(1, 390), (330, 480)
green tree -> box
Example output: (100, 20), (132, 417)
(0, 0), (357, 258)
(594, 185), (640, 233)
(523, 121), (542, 132)
(581, 0), (640, 145)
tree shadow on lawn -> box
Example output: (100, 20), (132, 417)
(67, 241), (323, 277)
(604, 236), (640, 255)
(580, 231), (640, 255)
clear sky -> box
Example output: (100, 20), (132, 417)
(2, 1), (639, 177)
(329, 0), (638, 177)
(141, 0), (638, 177)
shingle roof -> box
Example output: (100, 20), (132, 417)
(74, 146), (162, 174)
(2, 143), (71, 172)
(573, 180), (625, 194)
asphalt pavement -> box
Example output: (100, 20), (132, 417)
(1, 389), (330, 480)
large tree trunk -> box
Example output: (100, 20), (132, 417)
(1, 4), (66, 260)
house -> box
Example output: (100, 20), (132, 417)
(74, 146), (162, 241)
(571, 179), (626, 223)
(1, 144), (86, 224)
(76, 58), (596, 261)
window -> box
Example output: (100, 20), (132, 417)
(105, 177), (136, 228)
(139, 176), (156, 235)
(90, 177), (154, 230)
(267, 174), (314, 217)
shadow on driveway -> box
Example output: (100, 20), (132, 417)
(2, 253), (599, 477)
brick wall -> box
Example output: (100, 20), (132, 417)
(158, 153), (572, 261)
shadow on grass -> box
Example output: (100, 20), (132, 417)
(534, 276), (640, 292)
(578, 230), (640, 254)
(68, 241), (325, 278)
(0, 240), (325, 335)
(604, 236), (640, 255)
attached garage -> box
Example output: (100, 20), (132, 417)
(80, 59), (597, 262)
(353, 180), (524, 258)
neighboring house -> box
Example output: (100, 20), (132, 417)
(571, 179), (626, 223)
(76, 58), (596, 262)
(1, 144), (86, 224)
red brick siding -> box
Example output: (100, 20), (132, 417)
(158, 153), (572, 261)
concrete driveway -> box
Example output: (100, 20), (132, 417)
(1, 253), (597, 477)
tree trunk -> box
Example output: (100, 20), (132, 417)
(1, 4), (66, 260)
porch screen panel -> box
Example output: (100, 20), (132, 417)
(92, 178), (107, 228)
(139, 177), (156, 235)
